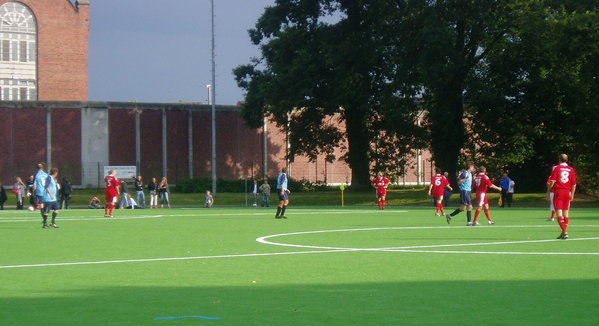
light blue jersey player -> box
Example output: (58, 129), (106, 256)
(42, 168), (60, 229)
(446, 164), (476, 225)
(275, 167), (290, 219)
(33, 163), (49, 213)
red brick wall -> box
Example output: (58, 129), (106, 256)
(51, 108), (81, 184)
(166, 110), (188, 181)
(191, 111), (211, 178)
(0, 0), (90, 101)
(108, 109), (135, 165)
(0, 108), (46, 184)
(139, 109), (163, 179)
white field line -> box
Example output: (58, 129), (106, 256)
(0, 210), (408, 223)
(0, 249), (359, 269)
(2, 225), (598, 270)
(255, 225), (599, 250)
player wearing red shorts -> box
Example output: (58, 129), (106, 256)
(547, 154), (576, 239)
(472, 166), (501, 225)
(428, 168), (452, 216)
(372, 172), (390, 210)
(104, 169), (121, 218)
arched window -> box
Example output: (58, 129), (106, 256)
(0, 2), (37, 101)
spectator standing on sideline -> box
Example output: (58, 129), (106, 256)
(147, 177), (159, 208)
(13, 177), (26, 210)
(0, 182), (7, 210)
(42, 168), (61, 229)
(507, 177), (515, 207)
(446, 164), (475, 225)
(251, 179), (258, 207)
(259, 179), (271, 207)
(205, 190), (213, 208)
(59, 177), (72, 209)
(443, 172), (452, 207)
(275, 167), (290, 219)
(88, 196), (102, 209)
(119, 179), (129, 209)
(500, 172), (513, 208)
(547, 154), (576, 240)
(135, 176), (146, 208)
(25, 175), (35, 209)
(159, 177), (171, 208)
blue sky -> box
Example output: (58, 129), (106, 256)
(89, 0), (275, 105)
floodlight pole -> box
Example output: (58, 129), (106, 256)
(210, 0), (217, 195)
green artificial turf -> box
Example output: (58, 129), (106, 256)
(1, 206), (598, 325)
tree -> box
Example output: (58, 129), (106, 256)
(388, 0), (520, 182)
(463, 0), (599, 191)
(235, 0), (423, 189)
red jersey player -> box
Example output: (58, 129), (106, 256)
(428, 168), (452, 216)
(372, 172), (390, 209)
(104, 169), (121, 218)
(547, 154), (576, 239)
(472, 166), (501, 225)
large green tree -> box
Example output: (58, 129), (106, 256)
(389, 0), (519, 183)
(234, 0), (424, 189)
(463, 0), (599, 190)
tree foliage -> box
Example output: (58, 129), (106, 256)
(235, 0), (425, 189)
(237, 0), (599, 192)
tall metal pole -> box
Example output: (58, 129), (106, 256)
(210, 0), (217, 195)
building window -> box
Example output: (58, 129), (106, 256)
(0, 2), (37, 101)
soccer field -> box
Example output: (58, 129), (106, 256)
(1, 207), (598, 325)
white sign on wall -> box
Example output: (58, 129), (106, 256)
(103, 166), (137, 179)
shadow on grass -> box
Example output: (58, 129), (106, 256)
(1, 279), (597, 326)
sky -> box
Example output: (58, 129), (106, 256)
(89, 0), (275, 105)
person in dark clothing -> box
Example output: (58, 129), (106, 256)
(0, 182), (7, 210)
(119, 179), (129, 209)
(25, 175), (36, 209)
(147, 177), (159, 208)
(134, 176), (146, 208)
(59, 177), (72, 209)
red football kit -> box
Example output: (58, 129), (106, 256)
(472, 173), (497, 223)
(105, 175), (121, 203)
(372, 176), (390, 197)
(372, 176), (390, 209)
(473, 173), (493, 206)
(430, 174), (449, 200)
(549, 163), (576, 211)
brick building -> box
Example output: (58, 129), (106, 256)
(0, 1), (433, 189)
(0, 0), (89, 101)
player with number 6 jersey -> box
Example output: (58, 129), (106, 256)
(428, 168), (452, 216)
(547, 154), (576, 240)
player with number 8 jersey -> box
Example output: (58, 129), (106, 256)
(547, 154), (576, 239)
